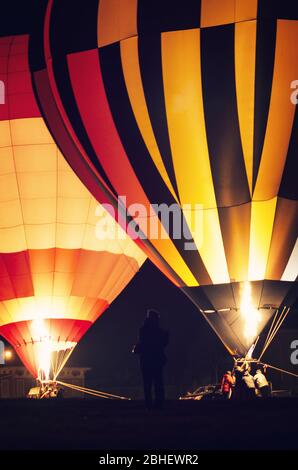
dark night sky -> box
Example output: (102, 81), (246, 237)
(1, 1), (297, 398)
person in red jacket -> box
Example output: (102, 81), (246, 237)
(220, 370), (235, 399)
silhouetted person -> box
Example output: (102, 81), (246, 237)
(134, 309), (169, 409)
(242, 368), (256, 399)
(233, 360), (255, 399)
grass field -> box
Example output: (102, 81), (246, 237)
(0, 397), (297, 451)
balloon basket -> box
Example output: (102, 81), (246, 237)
(29, 380), (60, 399)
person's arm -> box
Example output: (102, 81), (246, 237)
(228, 375), (234, 385)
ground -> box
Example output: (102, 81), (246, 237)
(0, 398), (297, 451)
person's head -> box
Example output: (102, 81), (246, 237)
(226, 370), (232, 376)
(256, 369), (262, 374)
(145, 309), (160, 326)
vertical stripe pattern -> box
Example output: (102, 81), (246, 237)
(29, 0), (298, 356)
(0, 35), (146, 378)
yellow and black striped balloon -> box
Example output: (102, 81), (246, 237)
(30, 0), (298, 356)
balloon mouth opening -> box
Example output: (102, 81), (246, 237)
(240, 282), (262, 345)
(201, 280), (269, 357)
(30, 318), (76, 381)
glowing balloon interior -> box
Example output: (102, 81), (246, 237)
(0, 35), (146, 380)
(30, 0), (298, 357)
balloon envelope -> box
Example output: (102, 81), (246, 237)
(0, 35), (146, 380)
(30, 1), (298, 356)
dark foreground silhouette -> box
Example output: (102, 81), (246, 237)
(135, 310), (169, 409)
(0, 398), (297, 450)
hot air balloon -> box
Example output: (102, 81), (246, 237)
(30, 1), (298, 358)
(0, 34), (146, 382)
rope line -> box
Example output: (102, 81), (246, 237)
(258, 307), (290, 361)
(266, 307), (289, 348)
(60, 383), (115, 399)
(56, 380), (130, 400)
(57, 381), (118, 399)
(61, 381), (128, 399)
(260, 308), (280, 360)
(259, 361), (298, 379)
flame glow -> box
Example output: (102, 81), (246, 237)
(31, 318), (76, 381)
(31, 318), (52, 381)
(240, 282), (261, 344)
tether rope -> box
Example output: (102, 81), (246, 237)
(260, 308), (279, 359)
(259, 361), (298, 379)
(258, 307), (290, 362)
(56, 380), (130, 400)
